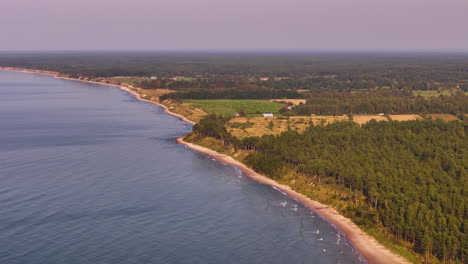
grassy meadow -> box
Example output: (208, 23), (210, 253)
(412, 89), (467, 98)
(226, 115), (349, 138)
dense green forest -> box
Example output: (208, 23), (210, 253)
(159, 87), (302, 101)
(1, 52), (467, 92)
(3, 52), (468, 113)
(286, 91), (468, 116)
(138, 77), (243, 90)
(2, 52), (468, 262)
(193, 117), (467, 263)
(159, 88), (468, 116)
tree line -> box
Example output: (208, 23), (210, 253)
(284, 92), (468, 116)
(159, 86), (302, 101)
(193, 117), (467, 263)
(1, 52), (467, 92)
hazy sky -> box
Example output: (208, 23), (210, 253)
(1, 0), (467, 51)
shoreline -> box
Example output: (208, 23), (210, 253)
(0, 67), (195, 125)
(1, 67), (409, 264)
(177, 137), (410, 264)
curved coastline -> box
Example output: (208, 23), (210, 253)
(0, 67), (409, 264)
(0, 67), (195, 125)
(177, 137), (410, 264)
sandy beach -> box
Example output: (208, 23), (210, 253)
(1, 67), (410, 264)
(177, 137), (410, 264)
(0, 67), (195, 125)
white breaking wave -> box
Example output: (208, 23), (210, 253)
(291, 204), (298, 211)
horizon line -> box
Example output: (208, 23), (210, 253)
(1, 48), (468, 54)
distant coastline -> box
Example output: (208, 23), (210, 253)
(0, 67), (195, 125)
(0, 67), (410, 264)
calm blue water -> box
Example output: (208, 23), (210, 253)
(0, 70), (364, 264)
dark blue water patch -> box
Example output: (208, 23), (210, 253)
(0, 70), (364, 264)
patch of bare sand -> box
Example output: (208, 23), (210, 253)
(353, 115), (389, 125)
(270, 99), (306, 105)
(388, 114), (423, 121)
(425, 114), (459, 122)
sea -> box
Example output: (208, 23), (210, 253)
(0, 70), (364, 264)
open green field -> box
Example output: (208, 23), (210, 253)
(413, 89), (467, 97)
(185, 99), (284, 117)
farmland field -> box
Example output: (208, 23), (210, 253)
(185, 99), (284, 117)
(227, 115), (349, 138)
(388, 114), (423, 121)
(424, 114), (459, 122)
(412, 89), (466, 97)
(352, 115), (389, 125)
(270, 99), (307, 105)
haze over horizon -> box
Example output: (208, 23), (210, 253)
(1, 0), (467, 52)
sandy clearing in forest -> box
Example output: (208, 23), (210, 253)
(388, 114), (423, 121)
(227, 115), (349, 138)
(424, 114), (459, 122)
(270, 99), (307, 105)
(352, 115), (389, 125)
